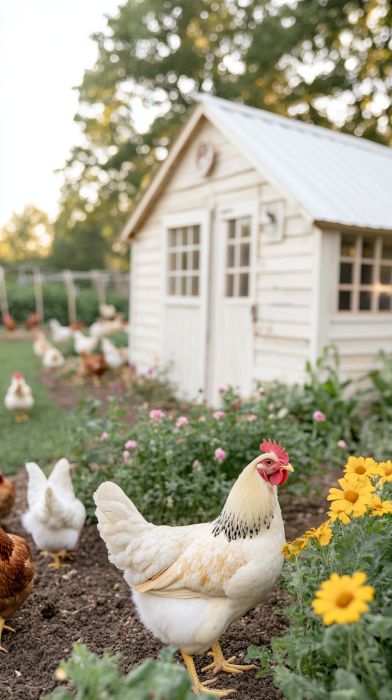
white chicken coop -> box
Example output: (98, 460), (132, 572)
(121, 95), (392, 402)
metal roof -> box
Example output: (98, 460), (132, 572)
(121, 95), (392, 239)
(200, 94), (392, 232)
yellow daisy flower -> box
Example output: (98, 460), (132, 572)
(314, 520), (333, 546)
(281, 536), (308, 559)
(327, 475), (374, 522)
(369, 496), (392, 517)
(344, 456), (378, 479)
(312, 572), (374, 625)
(377, 461), (392, 485)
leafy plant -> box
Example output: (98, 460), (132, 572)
(44, 645), (207, 700)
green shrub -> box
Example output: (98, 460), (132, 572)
(247, 468), (392, 700)
(44, 645), (206, 700)
(3, 283), (128, 325)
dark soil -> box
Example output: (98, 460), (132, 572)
(0, 470), (329, 700)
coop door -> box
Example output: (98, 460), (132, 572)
(161, 209), (210, 399)
(209, 203), (257, 402)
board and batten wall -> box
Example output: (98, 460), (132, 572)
(315, 229), (392, 382)
(129, 116), (317, 394)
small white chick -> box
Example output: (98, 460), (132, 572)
(42, 346), (65, 369)
(4, 373), (34, 422)
(49, 319), (73, 344)
(73, 330), (97, 355)
(101, 337), (123, 369)
(21, 458), (86, 569)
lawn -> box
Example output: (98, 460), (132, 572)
(0, 336), (73, 473)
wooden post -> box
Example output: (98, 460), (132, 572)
(63, 270), (77, 324)
(91, 270), (106, 305)
(33, 267), (44, 321)
(0, 266), (9, 316)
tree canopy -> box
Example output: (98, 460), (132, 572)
(0, 206), (54, 264)
(52, 0), (392, 266)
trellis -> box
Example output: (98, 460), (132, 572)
(0, 265), (129, 323)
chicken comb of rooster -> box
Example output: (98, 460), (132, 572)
(13, 372), (23, 379)
(260, 439), (289, 465)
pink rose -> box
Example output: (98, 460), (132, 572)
(337, 439), (347, 448)
(99, 432), (109, 441)
(313, 410), (326, 422)
(192, 459), (201, 469)
(268, 403), (275, 410)
(123, 450), (131, 463)
(218, 385), (228, 394)
(149, 409), (164, 422)
(214, 448), (227, 462)
(125, 440), (138, 450)
(176, 416), (188, 428)
(213, 411), (225, 421)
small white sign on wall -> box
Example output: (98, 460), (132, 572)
(260, 201), (285, 243)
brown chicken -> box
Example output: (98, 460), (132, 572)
(2, 313), (16, 331)
(0, 528), (35, 651)
(81, 353), (107, 386)
(0, 469), (16, 519)
(24, 313), (41, 330)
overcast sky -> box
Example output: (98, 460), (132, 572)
(0, 0), (121, 228)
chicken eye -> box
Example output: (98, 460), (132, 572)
(265, 459), (273, 466)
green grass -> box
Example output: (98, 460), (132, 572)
(0, 338), (73, 474)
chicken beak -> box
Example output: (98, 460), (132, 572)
(282, 463), (294, 472)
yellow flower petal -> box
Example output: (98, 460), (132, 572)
(312, 572), (374, 626)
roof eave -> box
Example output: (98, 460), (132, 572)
(314, 219), (392, 235)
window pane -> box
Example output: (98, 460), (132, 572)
(192, 250), (200, 270)
(168, 229), (177, 247)
(179, 228), (186, 245)
(168, 276), (176, 295)
(180, 276), (187, 296)
(339, 290), (351, 310)
(341, 236), (356, 257)
(175, 276), (181, 296)
(360, 264), (373, 284)
(191, 276), (199, 296)
(239, 218), (251, 238)
(226, 274), (235, 297)
(239, 273), (249, 297)
(228, 220), (236, 239)
(380, 266), (392, 285)
(362, 238), (375, 258)
(193, 226), (200, 245)
(359, 291), (372, 310)
(340, 262), (352, 284)
(379, 294), (391, 311)
(169, 252), (176, 271)
(226, 243), (235, 268)
(181, 251), (187, 270)
(240, 243), (250, 267)
(382, 241), (392, 260)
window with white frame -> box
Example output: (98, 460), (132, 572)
(167, 225), (200, 297)
(225, 217), (251, 297)
(338, 234), (392, 312)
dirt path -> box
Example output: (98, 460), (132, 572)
(0, 469), (328, 700)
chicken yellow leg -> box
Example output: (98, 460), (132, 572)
(202, 642), (256, 675)
(40, 549), (73, 570)
(15, 413), (29, 423)
(181, 651), (235, 697)
(0, 616), (15, 653)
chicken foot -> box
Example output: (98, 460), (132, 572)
(15, 413), (29, 423)
(0, 616), (15, 652)
(40, 549), (74, 570)
(202, 642), (257, 676)
(181, 651), (235, 697)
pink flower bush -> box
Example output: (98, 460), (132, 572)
(218, 385), (229, 394)
(122, 450), (131, 463)
(313, 410), (326, 422)
(125, 440), (138, 450)
(214, 448), (227, 462)
(176, 416), (188, 428)
(213, 411), (225, 421)
(337, 439), (347, 448)
(99, 432), (109, 441)
(149, 409), (164, 422)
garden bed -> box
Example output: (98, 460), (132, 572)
(1, 470), (327, 700)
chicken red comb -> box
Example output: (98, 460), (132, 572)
(260, 439), (289, 465)
(13, 372), (23, 380)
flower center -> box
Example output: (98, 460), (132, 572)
(344, 490), (359, 503)
(355, 466), (366, 475)
(385, 468), (392, 476)
(336, 591), (354, 608)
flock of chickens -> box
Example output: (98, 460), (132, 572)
(0, 437), (294, 697)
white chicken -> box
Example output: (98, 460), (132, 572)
(21, 458), (86, 569)
(49, 319), (73, 344)
(99, 303), (117, 320)
(42, 346), (65, 369)
(73, 330), (97, 355)
(33, 331), (51, 358)
(94, 440), (294, 697)
(4, 373), (34, 422)
(101, 337), (124, 369)
(89, 317), (124, 339)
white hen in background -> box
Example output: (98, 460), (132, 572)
(42, 346), (65, 369)
(49, 319), (73, 344)
(21, 458), (86, 569)
(73, 330), (97, 355)
(101, 337), (123, 369)
(4, 373), (34, 422)
(99, 303), (117, 320)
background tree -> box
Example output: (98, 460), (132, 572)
(55, 0), (391, 265)
(0, 206), (53, 263)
